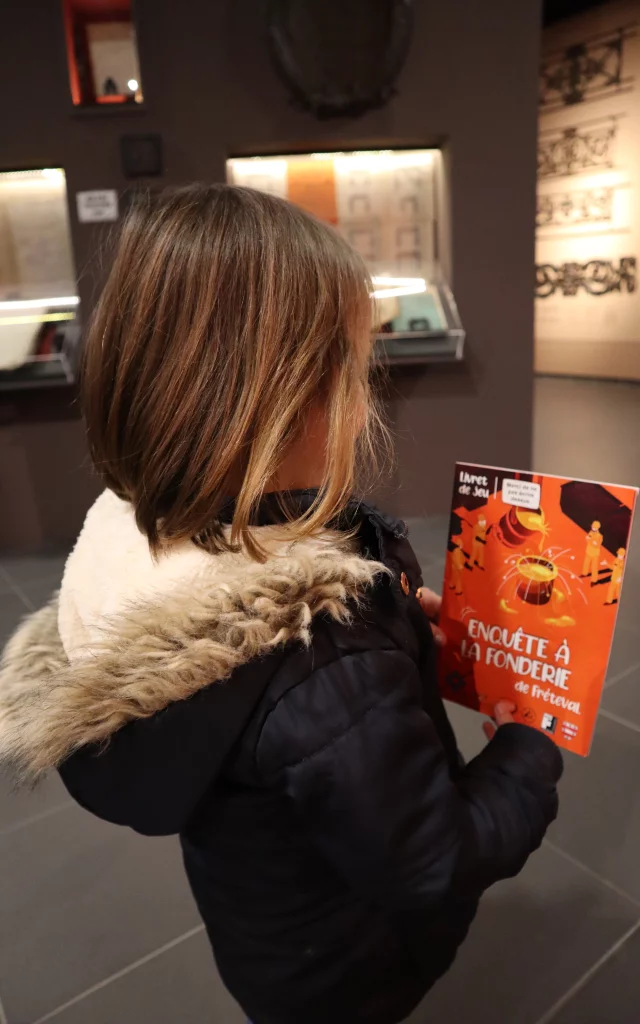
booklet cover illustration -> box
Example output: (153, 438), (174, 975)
(438, 464), (638, 756)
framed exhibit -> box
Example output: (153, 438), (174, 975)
(227, 149), (464, 364)
(62, 0), (144, 108)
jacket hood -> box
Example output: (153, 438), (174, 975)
(0, 491), (386, 781)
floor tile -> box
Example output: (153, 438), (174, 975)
(406, 516), (449, 565)
(444, 700), (486, 762)
(601, 665), (640, 729)
(629, 515), (640, 569)
(405, 844), (639, 1024)
(420, 557), (446, 593)
(17, 576), (61, 613)
(0, 590), (30, 644)
(39, 929), (244, 1024)
(615, 567), (640, 631)
(0, 769), (70, 834)
(605, 623), (640, 686)
(548, 923), (640, 1024)
(0, 554), (68, 590)
(0, 803), (201, 1022)
(548, 715), (640, 903)
(533, 378), (640, 489)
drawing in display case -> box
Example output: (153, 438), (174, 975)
(227, 149), (464, 365)
(0, 168), (80, 390)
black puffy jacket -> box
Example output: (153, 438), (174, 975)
(0, 495), (562, 1024)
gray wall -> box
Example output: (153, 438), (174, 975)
(0, 0), (541, 549)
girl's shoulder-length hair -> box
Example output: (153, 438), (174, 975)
(82, 183), (388, 560)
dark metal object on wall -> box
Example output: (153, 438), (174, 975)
(535, 257), (637, 298)
(540, 27), (631, 110)
(538, 118), (618, 179)
(268, 0), (414, 118)
(121, 135), (163, 178)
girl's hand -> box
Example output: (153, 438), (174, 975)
(482, 700), (516, 741)
(416, 587), (447, 646)
(415, 591), (516, 738)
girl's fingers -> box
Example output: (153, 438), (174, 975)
(431, 623), (447, 646)
(494, 700), (517, 726)
(416, 587), (442, 621)
(483, 721), (497, 741)
(484, 701), (517, 742)
(416, 588), (446, 646)
(415, 588), (446, 646)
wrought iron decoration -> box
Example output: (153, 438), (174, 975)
(540, 27), (631, 109)
(537, 188), (614, 229)
(268, 0), (414, 118)
(535, 257), (637, 298)
(538, 119), (617, 179)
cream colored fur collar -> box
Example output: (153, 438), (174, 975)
(0, 491), (385, 781)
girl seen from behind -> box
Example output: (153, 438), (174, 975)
(0, 185), (562, 1024)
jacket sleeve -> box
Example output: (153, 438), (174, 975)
(258, 649), (562, 911)
(58, 655), (281, 836)
(58, 688), (224, 836)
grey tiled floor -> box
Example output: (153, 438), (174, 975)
(0, 376), (639, 1022)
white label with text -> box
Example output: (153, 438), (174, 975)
(502, 478), (541, 510)
(76, 190), (119, 223)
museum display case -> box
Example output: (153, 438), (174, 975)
(227, 148), (464, 363)
(0, 168), (80, 389)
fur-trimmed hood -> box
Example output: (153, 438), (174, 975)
(0, 491), (386, 781)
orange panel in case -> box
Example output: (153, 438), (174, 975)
(286, 159), (338, 224)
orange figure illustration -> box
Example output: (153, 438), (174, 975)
(581, 520), (603, 584)
(605, 548), (626, 605)
(471, 514), (488, 570)
(448, 537), (466, 595)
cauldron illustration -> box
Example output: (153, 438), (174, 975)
(516, 556), (558, 605)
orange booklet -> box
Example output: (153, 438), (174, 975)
(438, 463), (638, 756)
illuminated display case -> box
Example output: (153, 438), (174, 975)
(227, 149), (464, 364)
(0, 168), (79, 389)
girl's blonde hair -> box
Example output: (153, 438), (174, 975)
(82, 183), (385, 560)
